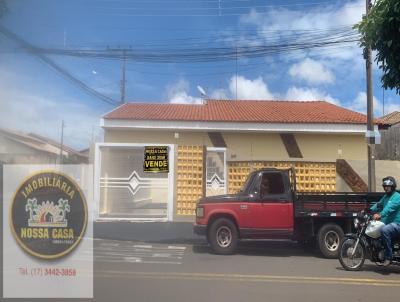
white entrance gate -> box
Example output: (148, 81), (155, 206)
(206, 147), (227, 197)
(94, 143), (175, 221)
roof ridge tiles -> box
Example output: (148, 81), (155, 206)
(103, 100), (377, 125)
(123, 99), (328, 105)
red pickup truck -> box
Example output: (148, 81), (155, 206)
(194, 168), (383, 258)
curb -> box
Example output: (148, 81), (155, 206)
(94, 221), (205, 244)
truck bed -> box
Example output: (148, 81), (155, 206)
(295, 192), (384, 217)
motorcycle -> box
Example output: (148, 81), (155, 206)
(338, 211), (400, 271)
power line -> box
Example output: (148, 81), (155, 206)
(83, 0), (239, 3)
(81, 0), (336, 4)
(99, 2), (355, 10)
(0, 24), (119, 106)
(93, 3), (363, 17)
(94, 1), (356, 9)
(28, 24), (354, 33)
(29, 27), (355, 50)
(0, 24), (360, 81)
(35, 30), (358, 63)
(24, 26), (357, 56)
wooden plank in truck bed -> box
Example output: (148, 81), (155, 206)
(295, 192), (385, 217)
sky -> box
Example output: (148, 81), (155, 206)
(0, 0), (399, 150)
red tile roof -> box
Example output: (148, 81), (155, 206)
(104, 100), (375, 124)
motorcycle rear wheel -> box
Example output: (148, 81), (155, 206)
(338, 237), (366, 271)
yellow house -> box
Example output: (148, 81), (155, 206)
(95, 100), (380, 221)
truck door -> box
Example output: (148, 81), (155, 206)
(244, 171), (294, 238)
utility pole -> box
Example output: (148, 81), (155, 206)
(365, 0), (375, 191)
(120, 49), (126, 103)
(235, 45), (238, 101)
(107, 47), (130, 103)
(59, 120), (64, 165)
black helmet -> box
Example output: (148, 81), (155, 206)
(382, 176), (397, 188)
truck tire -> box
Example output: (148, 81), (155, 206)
(317, 223), (344, 258)
(208, 218), (238, 255)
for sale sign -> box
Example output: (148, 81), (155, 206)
(143, 146), (169, 173)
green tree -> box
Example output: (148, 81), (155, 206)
(25, 198), (38, 221)
(57, 198), (71, 220)
(355, 0), (400, 94)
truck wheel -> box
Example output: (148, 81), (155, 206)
(317, 223), (344, 258)
(208, 218), (238, 255)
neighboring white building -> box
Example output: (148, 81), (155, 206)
(0, 128), (88, 164)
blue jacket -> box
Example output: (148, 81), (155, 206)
(370, 191), (400, 224)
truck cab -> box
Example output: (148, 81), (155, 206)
(194, 169), (295, 253)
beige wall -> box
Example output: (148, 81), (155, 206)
(336, 160), (400, 192)
(223, 132), (288, 160)
(104, 129), (367, 162)
(104, 129), (212, 146)
(102, 129), (372, 220)
(296, 134), (367, 161)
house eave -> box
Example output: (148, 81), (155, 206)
(101, 118), (374, 134)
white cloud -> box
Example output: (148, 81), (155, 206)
(385, 102), (400, 115)
(229, 75), (275, 99)
(166, 76), (346, 106)
(336, 1), (366, 25)
(165, 75), (280, 102)
(241, 1), (364, 32)
(285, 86), (340, 105)
(0, 69), (102, 150)
(166, 76), (276, 102)
(289, 58), (335, 85)
(240, 8), (263, 25)
(210, 88), (229, 100)
(239, 0), (365, 62)
(169, 91), (203, 104)
(348, 91), (380, 114)
(166, 79), (202, 104)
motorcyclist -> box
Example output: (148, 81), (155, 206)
(370, 176), (400, 266)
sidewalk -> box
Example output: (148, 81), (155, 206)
(94, 221), (205, 244)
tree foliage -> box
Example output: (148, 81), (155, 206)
(355, 0), (400, 94)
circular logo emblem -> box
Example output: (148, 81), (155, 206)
(10, 170), (88, 259)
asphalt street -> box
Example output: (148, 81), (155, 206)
(93, 239), (400, 302)
(2, 238), (400, 302)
